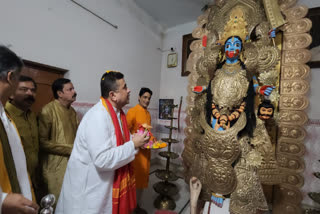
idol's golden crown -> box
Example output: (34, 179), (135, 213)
(218, 7), (248, 45)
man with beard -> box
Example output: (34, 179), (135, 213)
(39, 78), (79, 203)
(5, 75), (39, 199)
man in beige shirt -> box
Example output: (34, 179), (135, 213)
(39, 78), (79, 203)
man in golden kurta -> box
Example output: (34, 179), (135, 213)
(126, 87), (153, 213)
(5, 75), (40, 199)
(39, 78), (78, 203)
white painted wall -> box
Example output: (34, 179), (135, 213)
(300, 0), (320, 8)
(0, 0), (162, 108)
(159, 21), (197, 109)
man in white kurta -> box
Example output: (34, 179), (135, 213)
(56, 71), (148, 214)
(0, 45), (38, 214)
(0, 103), (32, 199)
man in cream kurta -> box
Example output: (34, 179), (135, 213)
(39, 78), (78, 202)
(56, 71), (148, 214)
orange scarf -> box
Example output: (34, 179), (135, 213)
(101, 98), (136, 214)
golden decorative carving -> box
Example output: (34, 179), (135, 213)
(278, 138), (305, 156)
(278, 125), (307, 141)
(282, 18), (312, 35)
(279, 0), (297, 11)
(281, 64), (310, 80)
(192, 27), (206, 39)
(263, 0), (287, 29)
(280, 80), (309, 95)
(215, 0), (227, 8)
(186, 95), (195, 106)
(196, 57), (210, 77)
(183, 0), (310, 212)
(283, 5), (309, 21)
(229, 155), (269, 214)
(257, 46), (281, 73)
(277, 185), (303, 203)
(206, 0), (264, 40)
(218, 7), (249, 44)
(279, 95), (309, 110)
(283, 173), (304, 187)
(211, 65), (249, 109)
(258, 69), (279, 85)
(190, 40), (202, 52)
(243, 43), (258, 71)
(283, 33), (312, 50)
(197, 11), (209, 26)
(282, 49), (311, 65)
(273, 185), (303, 213)
(277, 154), (305, 172)
(278, 110), (308, 125)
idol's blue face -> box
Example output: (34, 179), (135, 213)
(225, 37), (242, 59)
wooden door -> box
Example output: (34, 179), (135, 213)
(21, 60), (68, 114)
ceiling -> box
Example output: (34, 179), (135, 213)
(133, 0), (212, 29)
(133, 0), (320, 31)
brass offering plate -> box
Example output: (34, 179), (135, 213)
(164, 125), (178, 130)
(161, 138), (179, 144)
(159, 151), (179, 159)
(154, 195), (176, 210)
(155, 169), (179, 182)
(153, 181), (178, 196)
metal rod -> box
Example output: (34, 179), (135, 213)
(179, 200), (190, 214)
(149, 169), (157, 175)
(70, 0), (118, 29)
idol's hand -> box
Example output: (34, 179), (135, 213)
(260, 85), (275, 96)
(190, 177), (202, 208)
(268, 28), (276, 38)
(192, 86), (207, 94)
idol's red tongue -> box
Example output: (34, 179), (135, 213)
(228, 51), (234, 58)
(226, 50), (239, 58)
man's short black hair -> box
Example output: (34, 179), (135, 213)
(139, 87), (153, 97)
(52, 78), (71, 99)
(19, 75), (37, 90)
(0, 46), (23, 80)
(100, 71), (124, 98)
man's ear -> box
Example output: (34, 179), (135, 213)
(7, 71), (16, 85)
(57, 90), (63, 98)
(109, 91), (116, 101)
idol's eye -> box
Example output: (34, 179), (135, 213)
(226, 44), (230, 48)
(235, 43), (240, 47)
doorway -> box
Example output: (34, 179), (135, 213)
(21, 60), (67, 114)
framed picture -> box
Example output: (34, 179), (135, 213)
(159, 99), (174, 120)
(307, 7), (320, 68)
(167, 53), (178, 68)
(181, 33), (197, 76)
